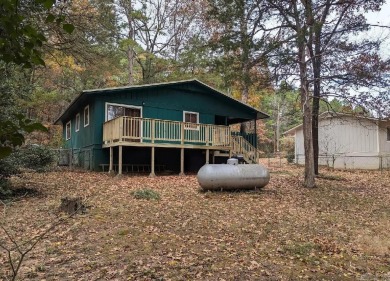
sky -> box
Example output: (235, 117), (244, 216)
(365, 1), (390, 59)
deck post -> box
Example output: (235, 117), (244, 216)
(206, 149), (210, 164)
(109, 147), (114, 174)
(179, 148), (185, 176)
(118, 145), (123, 175)
(149, 147), (156, 177)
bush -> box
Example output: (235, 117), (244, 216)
(286, 153), (295, 164)
(0, 178), (12, 197)
(14, 145), (55, 172)
(132, 189), (160, 200)
(0, 158), (19, 197)
(0, 145), (55, 197)
(281, 137), (295, 164)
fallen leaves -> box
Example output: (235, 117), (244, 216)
(0, 166), (389, 280)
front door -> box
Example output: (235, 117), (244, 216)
(106, 104), (142, 141)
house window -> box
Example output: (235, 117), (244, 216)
(183, 111), (199, 129)
(387, 127), (390, 141)
(84, 105), (89, 127)
(75, 113), (80, 132)
(106, 103), (141, 121)
(66, 121), (71, 140)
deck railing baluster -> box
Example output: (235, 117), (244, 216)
(103, 117), (232, 147)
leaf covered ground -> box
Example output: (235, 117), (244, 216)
(1, 165), (389, 280)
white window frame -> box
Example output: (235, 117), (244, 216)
(183, 111), (199, 130)
(84, 105), (90, 127)
(66, 121), (71, 140)
(105, 102), (143, 121)
(75, 113), (80, 132)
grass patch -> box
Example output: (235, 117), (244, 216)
(132, 188), (160, 200)
(284, 242), (318, 257)
(117, 229), (130, 236)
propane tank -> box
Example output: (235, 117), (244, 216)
(197, 159), (270, 191)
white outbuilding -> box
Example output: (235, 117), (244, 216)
(284, 112), (390, 170)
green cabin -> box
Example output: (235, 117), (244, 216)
(55, 79), (269, 175)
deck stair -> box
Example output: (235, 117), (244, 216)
(231, 135), (261, 164)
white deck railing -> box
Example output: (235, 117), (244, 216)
(103, 116), (231, 147)
(231, 135), (260, 163)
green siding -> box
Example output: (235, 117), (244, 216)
(63, 102), (95, 149)
(60, 81), (262, 170)
(95, 86), (257, 123)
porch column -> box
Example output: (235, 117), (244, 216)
(206, 149), (210, 164)
(254, 118), (257, 149)
(118, 145), (123, 175)
(109, 147), (114, 174)
(254, 118), (259, 163)
(149, 147), (156, 177)
(179, 148), (185, 176)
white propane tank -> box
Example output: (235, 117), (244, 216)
(197, 160), (270, 191)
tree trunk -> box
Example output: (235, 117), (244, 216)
(127, 47), (134, 85)
(59, 197), (85, 215)
(298, 35), (316, 188)
(239, 3), (250, 134)
(302, 94), (315, 188)
(275, 102), (281, 152)
(312, 27), (322, 176)
(312, 84), (319, 175)
(123, 0), (135, 85)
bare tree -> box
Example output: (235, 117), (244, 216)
(115, 0), (204, 84)
(0, 197), (86, 281)
(266, 0), (389, 186)
(116, 0), (137, 84)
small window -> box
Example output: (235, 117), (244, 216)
(183, 111), (199, 129)
(66, 121), (71, 140)
(84, 105), (89, 127)
(75, 113), (80, 132)
(387, 127), (390, 141)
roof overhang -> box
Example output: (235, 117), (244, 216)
(54, 79), (269, 125)
(283, 111), (390, 135)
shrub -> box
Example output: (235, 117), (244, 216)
(0, 157), (20, 197)
(132, 189), (160, 200)
(286, 153), (295, 164)
(0, 179), (12, 197)
(0, 145), (55, 197)
(14, 145), (56, 172)
(281, 137), (295, 164)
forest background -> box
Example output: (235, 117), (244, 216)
(1, 0), (390, 187)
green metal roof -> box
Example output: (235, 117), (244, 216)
(54, 79), (269, 125)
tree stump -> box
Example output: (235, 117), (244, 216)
(59, 197), (85, 215)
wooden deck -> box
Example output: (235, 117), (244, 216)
(102, 116), (259, 176)
(102, 116), (232, 150)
